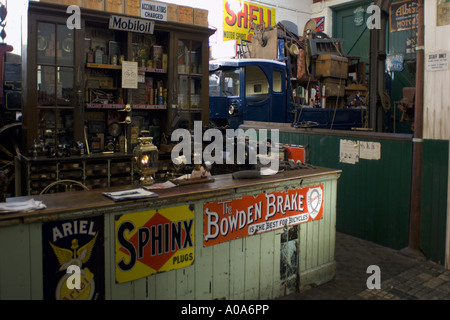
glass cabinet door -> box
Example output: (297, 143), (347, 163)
(175, 39), (203, 130)
(36, 22), (75, 148)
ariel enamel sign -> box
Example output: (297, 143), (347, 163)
(115, 205), (194, 283)
(204, 185), (324, 246)
(223, 0), (275, 41)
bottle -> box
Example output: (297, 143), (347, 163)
(95, 47), (103, 64)
(157, 87), (164, 105)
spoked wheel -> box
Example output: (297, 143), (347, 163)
(0, 122), (22, 199)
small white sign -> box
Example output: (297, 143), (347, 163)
(339, 139), (359, 164)
(141, 0), (168, 22)
(426, 51), (449, 72)
(122, 61), (138, 89)
(359, 141), (381, 160)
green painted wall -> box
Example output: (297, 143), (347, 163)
(420, 140), (449, 265)
(279, 131), (449, 265)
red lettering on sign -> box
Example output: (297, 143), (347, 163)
(224, 1), (236, 26)
(237, 4), (248, 28)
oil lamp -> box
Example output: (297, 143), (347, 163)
(133, 136), (159, 185)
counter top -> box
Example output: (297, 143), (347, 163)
(0, 167), (341, 225)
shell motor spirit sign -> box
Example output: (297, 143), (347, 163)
(204, 185), (324, 246)
(115, 205), (194, 283)
(223, 0), (275, 41)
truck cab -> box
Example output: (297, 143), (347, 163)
(209, 59), (293, 129)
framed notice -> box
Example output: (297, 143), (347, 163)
(121, 61), (138, 89)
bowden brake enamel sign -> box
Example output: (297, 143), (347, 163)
(203, 185), (324, 246)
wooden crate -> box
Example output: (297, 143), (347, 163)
(85, 0), (104, 10)
(321, 77), (346, 97)
(125, 0), (140, 16)
(178, 5), (193, 24)
(105, 0), (124, 14)
(314, 54), (348, 79)
(167, 4), (178, 22)
(194, 8), (208, 27)
(325, 97), (346, 109)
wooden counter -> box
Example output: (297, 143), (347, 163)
(0, 167), (341, 300)
(2, 167), (340, 225)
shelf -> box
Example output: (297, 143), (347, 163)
(86, 64), (167, 74)
(86, 103), (167, 110)
(138, 67), (167, 74)
(179, 108), (202, 112)
(37, 105), (74, 109)
(86, 63), (122, 70)
(178, 72), (203, 77)
(132, 104), (167, 110)
(86, 103), (126, 109)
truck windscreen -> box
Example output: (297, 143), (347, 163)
(209, 68), (241, 97)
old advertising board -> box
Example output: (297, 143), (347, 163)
(42, 216), (105, 300)
(437, 0), (450, 26)
(115, 205), (194, 283)
(390, 0), (419, 32)
(203, 185), (324, 246)
(223, 0), (275, 41)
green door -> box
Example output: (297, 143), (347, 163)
(332, 0), (417, 134)
(332, 0), (373, 62)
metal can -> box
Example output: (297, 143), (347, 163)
(111, 54), (117, 65)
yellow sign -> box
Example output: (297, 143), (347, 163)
(115, 205), (194, 283)
(223, 0), (275, 41)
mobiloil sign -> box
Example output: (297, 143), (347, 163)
(109, 15), (155, 34)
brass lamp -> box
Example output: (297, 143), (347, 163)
(133, 136), (159, 185)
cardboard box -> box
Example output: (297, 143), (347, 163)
(85, 0), (104, 10)
(106, 0), (124, 14)
(152, 45), (163, 69)
(315, 54), (348, 79)
(167, 4), (177, 21)
(64, 0), (84, 6)
(178, 5), (193, 24)
(41, 0), (63, 4)
(125, 0), (140, 16)
(194, 8), (208, 27)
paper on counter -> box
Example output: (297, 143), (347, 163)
(0, 198), (47, 213)
(102, 188), (158, 202)
(143, 181), (177, 190)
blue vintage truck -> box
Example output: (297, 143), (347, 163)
(208, 58), (365, 130)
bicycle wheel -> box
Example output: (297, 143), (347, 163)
(0, 122), (22, 198)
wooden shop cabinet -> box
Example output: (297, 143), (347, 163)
(20, 153), (134, 195)
(23, 1), (214, 156)
(20, 2), (214, 194)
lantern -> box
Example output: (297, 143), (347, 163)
(133, 136), (158, 185)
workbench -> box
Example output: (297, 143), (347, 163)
(0, 167), (340, 300)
